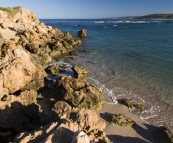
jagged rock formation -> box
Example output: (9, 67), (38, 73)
(56, 76), (104, 110)
(72, 65), (88, 83)
(13, 109), (112, 143)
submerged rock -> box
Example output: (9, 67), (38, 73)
(72, 65), (88, 83)
(56, 76), (104, 110)
(154, 126), (173, 143)
(111, 114), (136, 127)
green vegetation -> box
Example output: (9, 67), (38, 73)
(0, 6), (21, 18)
(139, 14), (173, 19)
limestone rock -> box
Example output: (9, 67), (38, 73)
(71, 131), (90, 143)
(52, 101), (72, 119)
(111, 114), (136, 127)
(56, 76), (104, 110)
(72, 65), (88, 83)
(78, 29), (87, 37)
(0, 48), (46, 94)
(154, 126), (173, 143)
(0, 23), (7, 29)
(75, 109), (111, 143)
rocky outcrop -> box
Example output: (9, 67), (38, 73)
(56, 76), (104, 110)
(72, 65), (88, 83)
(111, 114), (136, 127)
(13, 109), (112, 143)
(154, 126), (173, 143)
(78, 29), (87, 37)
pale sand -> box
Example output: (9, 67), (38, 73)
(96, 103), (159, 143)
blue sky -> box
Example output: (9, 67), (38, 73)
(0, 0), (173, 19)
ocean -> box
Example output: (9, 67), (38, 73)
(41, 19), (173, 129)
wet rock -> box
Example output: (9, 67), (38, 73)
(154, 126), (173, 143)
(121, 99), (144, 111)
(47, 64), (60, 75)
(72, 65), (88, 83)
(111, 114), (136, 127)
(78, 29), (87, 37)
(52, 101), (72, 119)
(56, 76), (104, 110)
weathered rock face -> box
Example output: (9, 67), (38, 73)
(13, 109), (112, 143)
(52, 101), (72, 119)
(56, 76), (104, 110)
(75, 109), (111, 143)
(154, 126), (173, 143)
(111, 114), (136, 127)
(72, 65), (88, 83)
(78, 29), (87, 37)
(0, 47), (46, 95)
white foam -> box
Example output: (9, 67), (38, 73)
(94, 21), (104, 23)
(88, 77), (117, 104)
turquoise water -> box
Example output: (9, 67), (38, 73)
(41, 19), (173, 129)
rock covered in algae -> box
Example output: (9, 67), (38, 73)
(56, 76), (104, 110)
(154, 126), (173, 143)
(111, 114), (136, 127)
(72, 65), (88, 83)
(121, 99), (144, 111)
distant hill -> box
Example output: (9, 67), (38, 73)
(137, 14), (173, 19)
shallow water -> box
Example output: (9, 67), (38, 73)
(41, 19), (173, 129)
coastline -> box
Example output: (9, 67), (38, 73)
(0, 6), (172, 143)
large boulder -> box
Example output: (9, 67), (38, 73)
(56, 76), (104, 110)
(0, 46), (46, 95)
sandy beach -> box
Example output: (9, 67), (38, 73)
(96, 103), (159, 143)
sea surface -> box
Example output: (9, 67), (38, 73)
(41, 19), (173, 129)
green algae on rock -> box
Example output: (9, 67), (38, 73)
(111, 114), (136, 127)
(121, 99), (144, 111)
(56, 76), (104, 110)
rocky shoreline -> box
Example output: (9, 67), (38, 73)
(0, 6), (172, 143)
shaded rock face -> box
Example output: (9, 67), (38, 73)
(111, 114), (136, 127)
(72, 65), (88, 83)
(52, 101), (72, 119)
(154, 126), (173, 143)
(56, 76), (104, 110)
(78, 29), (87, 37)
(13, 109), (112, 143)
